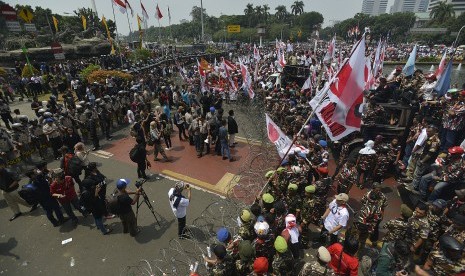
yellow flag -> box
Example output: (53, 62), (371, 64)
(101, 15), (111, 40)
(137, 14), (142, 31)
(81, 15), (87, 30)
(110, 44), (116, 55)
(52, 16), (59, 32)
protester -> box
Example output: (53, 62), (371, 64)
(168, 181), (191, 239)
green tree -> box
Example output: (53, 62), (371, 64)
(263, 4), (270, 22)
(254, 5), (263, 23)
(430, 2), (455, 22)
(291, 1), (304, 16)
(190, 6), (206, 22)
(275, 5), (288, 21)
(244, 3), (254, 27)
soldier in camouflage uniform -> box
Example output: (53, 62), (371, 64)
(235, 240), (255, 275)
(361, 95), (384, 141)
(356, 182), (388, 250)
(285, 183), (302, 219)
(272, 236), (295, 276)
(299, 246), (335, 276)
(421, 199), (448, 263)
(420, 235), (465, 276)
(300, 185), (316, 247)
(405, 202), (430, 260)
(204, 244), (235, 276)
(238, 209), (255, 241)
(373, 144), (391, 183)
(382, 204), (413, 243)
(311, 180), (330, 225)
(252, 221), (275, 261)
(356, 140), (377, 189)
(444, 213), (465, 244)
(333, 159), (358, 194)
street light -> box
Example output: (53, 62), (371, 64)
(453, 25), (465, 48)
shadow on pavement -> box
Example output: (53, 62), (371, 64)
(135, 219), (174, 244)
(0, 237), (20, 259)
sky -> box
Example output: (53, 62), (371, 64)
(6, 0), (396, 35)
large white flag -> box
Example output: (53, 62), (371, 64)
(266, 114), (308, 158)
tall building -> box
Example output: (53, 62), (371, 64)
(390, 0), (430, 13)
(428, 0), (465, 16)
(361, 0), (389, 15)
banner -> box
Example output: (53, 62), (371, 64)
(434, 59), (453, 97)
(435, 49), (447, 79)
(52, 16), (59, 32)
(227, 25), (240, 33)
(124, 0), (133, 16)
(323, 36), (335, 64)
(81, 15), (87, 30)
(266, 114), (307, 158)
(310, 36), (366, 141)
(156, 4), (163, 20)
(113, 0), (127, 14)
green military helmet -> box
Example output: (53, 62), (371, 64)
(262, 193), (274, 204)
(305, 185), (316, 193)
(288, 183), (298, 191)
(265, 170), (275, 179)
(274, 236), (288, 253)
(276, 167), (286, 174)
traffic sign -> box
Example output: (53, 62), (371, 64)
(18, 8), (33, 23)
(51, 42), (65, 60)
(227, 25), (241, 33)
(6, 21), (21, 32)
(0, 4), (17, 20)
(24, 23), (37, 32)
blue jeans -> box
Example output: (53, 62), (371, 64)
(221, 140), (231, 160)
(41, 199), (64, 225)
(429, 181), (453, 202)
(93, 215), (107, 234)
(418, 172), (435, 199)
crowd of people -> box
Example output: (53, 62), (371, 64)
(1, 37), (465, 275)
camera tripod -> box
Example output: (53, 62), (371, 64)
(135, 186), (161, 227)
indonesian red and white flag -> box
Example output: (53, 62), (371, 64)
(124, 0), (134, 16)
(222, 58), (236, 71)
(239, 59), (254, 99)
(222, 59), (237, 91)
(323, 36), (336, 64)
(435, 49), (447, 79)
(266, 114), (308, 158)
(310, 36), (367, 141)
(113, 0), (127, 14)
(141, 2), (149, 19)
(197, 59), (207, 92)
(156, 4), (163, 20)
(301, 76), (312, 92)
(253, 44), (261, 61)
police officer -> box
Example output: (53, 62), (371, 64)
(98, 102), (112, 141)
(85, 110), (99, 151)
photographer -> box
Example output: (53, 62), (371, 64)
(168, 181), (191, 239)
(115, 179), (141, 237)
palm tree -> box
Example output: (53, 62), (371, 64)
(255, 5), (263, 22)
(291, 1), (304, 15)
(263, 4), (270, 22)
(244, 3), (254, 16)
(429, 2), (455, 22)
(275, 5), (288, 21)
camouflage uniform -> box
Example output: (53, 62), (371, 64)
(405, 215), (430, 253)
(443, 225), (465, 244)
(311, 180), (330, 225)
(235, 259), (253, 275)
(272, 250), (294, 276)
(357, 153), (377, 188)
(285, 194), (302, 219)
(382, 218), (409, 242)
(252, 234), (275, 260)
(356, 191), (388, 244)
(429, 249), (465, 276)
(299, 262), (335, 276)
(238, 221), (255, 241)
(209, 257), (235, 276)
(301, 196), (318, 226)
(362, 104), (384, 127)
(226, 236), (243, 261)
(333, 162), (358, 193)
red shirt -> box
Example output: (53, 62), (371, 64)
(50, 176), (77, 204)
(327, 243), (359, 276)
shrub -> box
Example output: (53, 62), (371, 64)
(87, 69), (133, 83)
(129, 48), (152, 62)
(79, 64), (101, 83)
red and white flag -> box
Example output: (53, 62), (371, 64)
(435, 49), (447, 79)
(253, 44), (261, 61)
(197, 59), (207, 92)
(301, 76), (312, 92)
(124, 0), (133, 16)
(310, 36), (367, 141)
(112, 0), (127, 14)
(222, 58), (236, 71)
(141, 2), (149, 19)
(323, 36), (336, 64)
(239, 58), (254, 99)
(156, 4), (163, 20)
(222, 58), (237, 91)
(266, 114), (308, 158)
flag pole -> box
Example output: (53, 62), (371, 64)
(168, 6), (172, 40)
(110, 0), (124, 65)
(125, 10), (133, 48)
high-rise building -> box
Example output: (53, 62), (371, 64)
(428, 0), (465, 16)
(361, 0), (389, 15)
(390, 0), (430, 13)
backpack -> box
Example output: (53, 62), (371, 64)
(129, 144), (141, 162)
(68, 155), (84, 176)
(106, 194), (121, 215)
(18, 183), (39, 205)
(79, 189), (94, 212)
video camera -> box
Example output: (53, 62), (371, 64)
(135, 178), (147, 189)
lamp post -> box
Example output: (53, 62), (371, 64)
(453, 25), (465, 48)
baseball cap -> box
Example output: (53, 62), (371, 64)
(116, 179), (130, 189)
(335, 193), (349, 202)
(431, 199), (447, 209)
(253, 257), (269, 273)
(216, 227), (230, 243)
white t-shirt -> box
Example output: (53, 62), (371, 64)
(324, 199), (349, 234)
(168, 188), (189, 218)
(127, 110), (135, 124)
